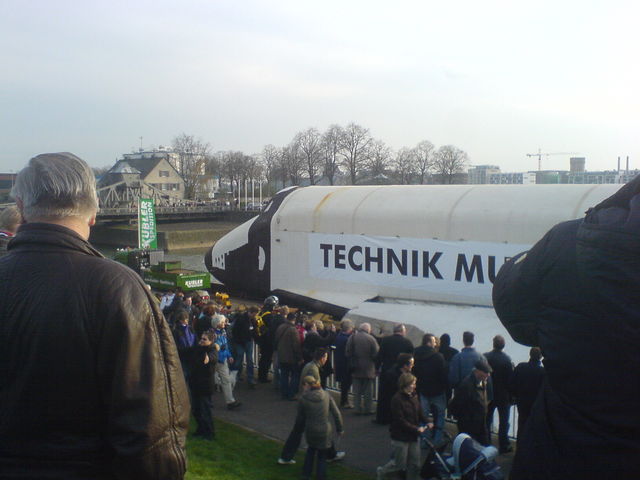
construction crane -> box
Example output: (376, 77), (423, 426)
(526, 149), (579, 171)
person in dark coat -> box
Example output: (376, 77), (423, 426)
(438, 333), (459, 363)
(377, 353), (415, 425)
(333, 319), (355, 408)
(509, 347), (545, 440)
(492, 176), (640, 480)
(172, 309), (196, 384)
(189, 331), (219, 440)
(0, 153), (188, 479)
(375, 324), (414, 424)
(231, 305), (258, 386)
(449, 359), (492, 446)
(439, 333), (459, 414)
(256, 296), (279, 382)
(274, 312), (303, 400)
(484, 335), (514, 453)
(413, 333), (448, 445)
(376, 373), (429, 480)
(302, 319), (336, 387)
(194, 304), (216, 337)
(376, 324), (415, 373)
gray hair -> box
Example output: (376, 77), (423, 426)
(340, 318), (354, 332)
(211, 313), (227, 329)
(11, 152), (98, 221)
(358, 322), (371, 333)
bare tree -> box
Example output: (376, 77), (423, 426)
(393, 147), (417, 185)
(414, 140), (435, 184)
(367, 139), (392, 182)
(261, 144), (280, 193)
(294, 128), (323, 185)
(219, 151), (245, 203)
(321, 124), (344, 185)
(282, 143), (304, 186)
(339, 123), (372, 185)
(204, 154), (221, 176)
(236, 154), (263, 203)
(271, 147), (287, 191)
(171, 133), (211, 199)
(433, 145), (468, 184)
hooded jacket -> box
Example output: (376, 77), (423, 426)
(296, 387), (343, 449)
(413, 345), (447, 397)
(492, 177), (640, 480)
(0, 223), (189, 480)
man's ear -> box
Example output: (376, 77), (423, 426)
(88, 214), (96, 227)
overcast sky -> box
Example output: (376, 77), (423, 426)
(1, 0), (638, 174)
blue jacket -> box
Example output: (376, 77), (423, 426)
(448, 347), (485, 387)
(215, 328), (232, 363)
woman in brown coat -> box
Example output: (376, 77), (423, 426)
(376, 373), (431, 480)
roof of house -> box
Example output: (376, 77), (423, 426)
(108, 157), (181, 180)
(109, 161), (141, 175)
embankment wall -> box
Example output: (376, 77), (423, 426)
(90, 213), (253, 250)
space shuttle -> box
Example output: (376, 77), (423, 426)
(205, 184), (619, 362)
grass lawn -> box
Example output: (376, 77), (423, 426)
(185, 418), (373, 480)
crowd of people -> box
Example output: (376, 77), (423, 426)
(3, 152), (637, 480)
(158, 287), (546, 480)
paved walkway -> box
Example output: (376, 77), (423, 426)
(213, 376), (514, 478)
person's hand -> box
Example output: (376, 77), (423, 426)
(204, 354), (210, 365)
(417, 426), (427, 433)
(427, 422), (434, 430)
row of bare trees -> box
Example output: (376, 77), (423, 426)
(169, 125), (469, 199)
(258, 123), (469, 192)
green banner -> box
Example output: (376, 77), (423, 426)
(138, 198), (157, 249)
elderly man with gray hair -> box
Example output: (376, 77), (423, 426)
(345, 322), (380, 415)
(0, 153), (189, 479)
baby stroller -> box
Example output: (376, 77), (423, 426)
(421, 433), (504, 480)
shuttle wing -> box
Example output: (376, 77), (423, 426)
(343, 298), (531, 362)
(274, 285), (531, 362)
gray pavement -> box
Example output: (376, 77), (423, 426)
(213, 376), (514, 478)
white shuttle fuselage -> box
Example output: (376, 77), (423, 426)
(205, 184), (620, 362)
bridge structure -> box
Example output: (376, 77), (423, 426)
(97, 178), (192, 209)
(0, 177), (261, 223)
(96, 205), (236, 224)
(0, 202), (260, 224)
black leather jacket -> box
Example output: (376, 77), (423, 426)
(0, 223), (189, 479)
(493, 177), (640, 480)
